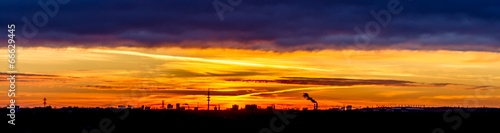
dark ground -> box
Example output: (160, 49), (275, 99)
(3, 108), (500, 133)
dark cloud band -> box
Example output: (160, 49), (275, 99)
(2, 0), (499, 52)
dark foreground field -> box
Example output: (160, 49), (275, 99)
(4, 108), (500, 133)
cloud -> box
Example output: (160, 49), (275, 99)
(91, 49), (332, 71)
(1, 0), (500, 52)
(377, 91), (421, 97)
(0, 72), (77, 82)
(225, 77), (500, 91)
(0, 72), (58, 77)
(464, 85), (499, 91)
(81, 85), (263, 96)
(225, 77), (418, 87)
(421, 95), (500, 100)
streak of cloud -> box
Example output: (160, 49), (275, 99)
(91, 49), (333, 72)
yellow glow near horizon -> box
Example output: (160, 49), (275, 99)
(0, 47), (499, 109)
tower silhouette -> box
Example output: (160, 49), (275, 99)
(161, 100), (165, 109)
(207, 88), (210, 110)
(43, 97), (47, 107)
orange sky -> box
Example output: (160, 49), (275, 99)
(1, 47), (499, 109)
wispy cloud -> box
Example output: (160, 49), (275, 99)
(226, 77), (417, 87)
(377, 91), (421, 97)
(91, 49), (333, 71)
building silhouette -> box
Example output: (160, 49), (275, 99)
(346, 105), (352, 111)
(232, 104), (239, 111)
(167, 104), (173, 110)
(176, 103), (185, 110)
(245, 104), (257, 111)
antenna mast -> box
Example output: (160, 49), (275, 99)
(207, 88), (210, 110)
(43, 97), (47, 107)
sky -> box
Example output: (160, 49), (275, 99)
(1, 0), (499, 109)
